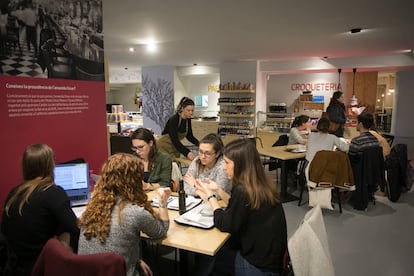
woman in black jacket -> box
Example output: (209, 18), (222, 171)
(326, 91), (346, 137)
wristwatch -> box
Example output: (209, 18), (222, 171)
(207, 194), (217, 201)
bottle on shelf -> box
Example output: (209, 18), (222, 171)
(178, 179), (186, 215)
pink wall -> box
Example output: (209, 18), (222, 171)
(0, 76), (108, 208)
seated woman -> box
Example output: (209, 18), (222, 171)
(183, 133), (232, 199)
(288, 114), (312, 145)
(78, 153), (171, 276)
(306, 118), (349, 163)
(131, 128), (172, 191)
(195, 139), (287, 275)
(1, 144), (79, 275)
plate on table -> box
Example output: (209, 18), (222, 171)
(286, 147), (306, 153)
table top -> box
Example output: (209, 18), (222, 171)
(257, 145), (306, 160)
(145, 191), (229, 256)
(74, 192), (230, 256)
(173, 157), (192, 166)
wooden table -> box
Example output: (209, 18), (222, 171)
(257, 145), (306, 203)
(73, 192), (229, 275)
(145, 191), (229, 256)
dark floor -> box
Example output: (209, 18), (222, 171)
(148, 170), (414, 276)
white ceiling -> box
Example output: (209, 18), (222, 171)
(102, 0), (414, 81)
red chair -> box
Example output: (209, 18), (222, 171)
(31, 238), (126, 276)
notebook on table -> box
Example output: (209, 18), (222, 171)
(54, 163), (90, 207)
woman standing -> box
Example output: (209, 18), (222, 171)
(1, 144), (79, 276)
(131, 128), (172, 190)
(78, 153), (171, 276)
(326, 91), (347, 137)
(157, 97), (199, 161)
(288, 114), (311, 145)
(196, 139), (287, 275)
(183, 133), (231, 199)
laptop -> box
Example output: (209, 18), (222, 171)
(54, 163), (90, 207)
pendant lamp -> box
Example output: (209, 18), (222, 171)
(349, 68), (358, 106)
(337, 68), (342, 91)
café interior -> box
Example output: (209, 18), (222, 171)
(1, 0), (413, 275)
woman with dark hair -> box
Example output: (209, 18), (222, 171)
(326, 91), (346, 137)
(78, 153), (171, 276)
(288, 114), (311, 145)
(1, 144), (79, 276)
(157, 96), (199, 161)
(131, 127), (172, 190)
(183, 133), (231, 199)
(195, 139), (287, 275)
(306, 118), (349, 163)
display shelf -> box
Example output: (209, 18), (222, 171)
(218, 113), (255, 118)
(217, 89), (255, 93)
(218, 85), (256, 137)
(217, 102), (255, 106)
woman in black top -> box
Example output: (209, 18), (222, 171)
(196, 139), (287, 275)
(1, 144), (79, 276)
(157, 97), (199, 161)
(326, 91), (347, 137)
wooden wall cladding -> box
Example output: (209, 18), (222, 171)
(344, 71), (378, 106)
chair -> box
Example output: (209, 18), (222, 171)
(308, 150), (354, 213)
(296, 159), (308, 206)
(350, 146), (385, 210)
(288, 205), (335, 276)
(75, 66), (105, 81)
(31, 238), (126, 276)
(41, 43), (73, 79)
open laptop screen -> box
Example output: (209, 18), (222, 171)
(54, 163), (90, 206)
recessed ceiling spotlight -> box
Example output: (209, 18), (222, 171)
(350, 28), (362, 34)
(128, 47), (135, 52)
(193, 63), (198, 66)
(124, 67), (128, 70)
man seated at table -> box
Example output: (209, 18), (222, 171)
(348, 113), (380, 165)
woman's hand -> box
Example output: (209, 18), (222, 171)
(139, 260), (153, 276)
(194, 179), (213, 199)
(203, 178), (219, 192)
(187, 151), (196, 161)
(157, 187), (172, 207)
(183, 172), (196, 187)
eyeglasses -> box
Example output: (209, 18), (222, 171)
(198, 150), (216, 158)
(131, 144), (146, 151)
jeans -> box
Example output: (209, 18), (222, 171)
(234, 251), (280, 276)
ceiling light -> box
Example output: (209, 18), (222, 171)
(146, 40), (157, 53)
(350, 28), (362, 34)
(129, 47), (135, 52)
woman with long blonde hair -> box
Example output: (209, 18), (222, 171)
(196, 139), (287, 275)
(78, 153), (170, 276)
(1, 144), (79, 276)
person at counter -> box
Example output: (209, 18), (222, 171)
(183, 133), (231, 199)
(326, 91), (347, 137)
(157, 96), (199, 161)
(131, 127), (172, 190)
(196, 139), (287, 275)
(288, 114), (311, 145)
(78, 153), (171, 276)
(1, 144), (79, 276)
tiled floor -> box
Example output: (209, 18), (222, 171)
(0, 43), (47, 78)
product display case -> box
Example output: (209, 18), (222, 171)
(217, 82), (256, 137)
